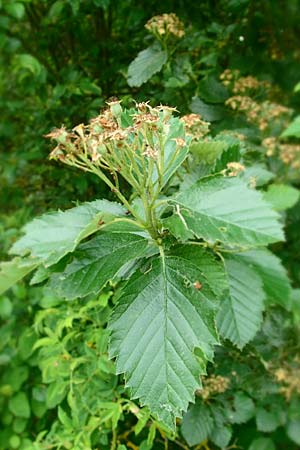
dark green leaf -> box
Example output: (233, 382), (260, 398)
(53, 231), (148, 299)
(164, 176), (284, 247)
(127, 46), (167, 87)
(217, 258), (265, 348)
(181, 402), (214, 446)
(109, 253), (218, 429)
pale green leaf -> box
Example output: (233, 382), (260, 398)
(9, 393), (30, 418)
(189, 141), (227, 165)
(52, 231), (148, 299)
(181, 402), (214, 446)
(4, 2), (25, 19)
(248, 437), (275, 450)
(0, 258), (38, 296)
(240, 165), (275, 187)
(231, 392), (255, 424)
(127, 46), (167, 87)
(10, 200), (126, 267)
(264, 184), (300, 211)
(287, 420), (300, 445)
(256, 408), (280, 432)
(236, 249), (291, 308)
(217, 258), (265, 348)
(281, 116), (300, 138)
(109, 253), (218, 429)
(164, 176), (284, 247)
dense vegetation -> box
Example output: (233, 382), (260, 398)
(1, 1), (300, 449)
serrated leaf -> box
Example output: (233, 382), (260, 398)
(164, 176), (284, 247)
(52, 231), (148, 299)
(217, 258), (265, 348)
(236, 249), (291, 308)
(127, 46), (167, 87)
(0, 258), (38, 295)
(181, 402), (214, 446)
(10, 200), (126, 267)
(170, 245), (228, 298)
(281, 116), (300, 138)
(230, 392), (255, 424)
(264, 184), (300, 211)
(109, 253), (218, 429)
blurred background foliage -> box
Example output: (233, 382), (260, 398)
(1, 0), (300, 449)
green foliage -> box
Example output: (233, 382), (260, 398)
(1, 2), (300, 449)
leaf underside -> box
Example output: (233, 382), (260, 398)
(10, 199), (126, 267)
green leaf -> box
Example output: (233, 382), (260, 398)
(0, 258), (38, 296)
(210, 424), (232, 449)
(217, 258), (265, 348)
(198, 77), (229, 104)
(264, 184), (300, 211)
(181, 402), (214, 446)
(295, 81), (300, 93)
(189, 141), (227, 165)
(190, 97), (226, 121)
(8, 393), (30, 418)
(231, 392), (255, 424)
(14, 54), (43, 77)
(281, 116), (300, 138)
(248, 437), (276, 450)
(236, 249), (291, 308)
(10, 200), (126, 267)
(256, 408), (280, 432)
(127, 46), (167, 87)
(53, 231), (148, 299)
(170, 245), (228, 298)
(4, 2), (25, 19)
(164, 176), (283, 247)
(240, 165), (275, 187)
(46, 381), (68, 408)
(109, 252), (218, 429)
(287, 420), (300, 445)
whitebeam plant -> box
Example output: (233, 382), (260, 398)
(0, 101), (291, 430)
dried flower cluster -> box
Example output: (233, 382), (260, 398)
(220, 69), (270, 94)
(225, 162), (246, 177)
(226, 96), (291, 131)
(262, 137), (277, 156)
(145, 13), (185, 39)
(46, 101), (189, 204)
(280, 144), (300, 169)
(198, 374), (230, 400)
(262, 137), (300, 169)
(274, 365), (300, 400)
(180, 113), (210, 139)
(220, 69), (240, 86)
